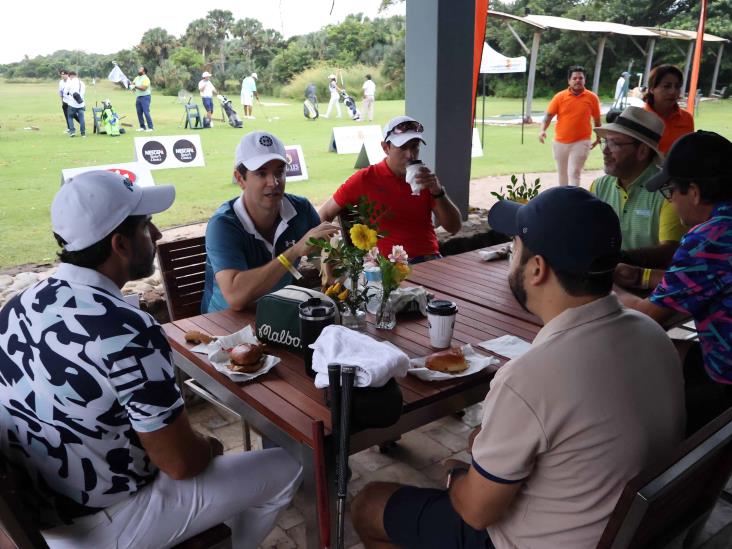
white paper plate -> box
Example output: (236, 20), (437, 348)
(408, 344), (499, 381)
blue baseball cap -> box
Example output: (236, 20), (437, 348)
(488, 187), (621, 275)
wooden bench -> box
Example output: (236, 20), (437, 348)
(597, 407), (732, 548)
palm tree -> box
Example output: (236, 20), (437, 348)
(206, 9), (235, 73)
(185, 18), (217, 62)
(138, 27), (177, 69)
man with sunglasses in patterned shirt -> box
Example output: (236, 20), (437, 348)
(319, 116), (462, 263)
(590, 106), (686, 269)
(616, 131), (732, 434)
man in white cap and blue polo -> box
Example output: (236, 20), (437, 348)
(203, 131), (337, 313)
(198, 70), (218, 127)
(319, 115), (462, 263)
(0, 170), (302, 547)
(590, 106), (685, 268)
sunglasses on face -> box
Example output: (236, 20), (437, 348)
(386, 120), (424, 138)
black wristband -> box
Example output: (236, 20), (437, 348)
(431, 188), (446, 199)
(446, 466), (469, 489)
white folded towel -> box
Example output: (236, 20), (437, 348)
(478, 334), (532, 359)
(311, 325), (410, 388)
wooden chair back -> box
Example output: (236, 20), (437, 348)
(157, 236), (207, 321)
(597, 407), (732, 548)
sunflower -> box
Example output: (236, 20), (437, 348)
(350, 224), (378, 251)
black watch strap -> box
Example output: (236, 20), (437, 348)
(431, 188), (446, 199)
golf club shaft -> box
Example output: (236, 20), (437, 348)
(336, 366), (355, 549)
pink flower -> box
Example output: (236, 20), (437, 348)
(363, 247), (380, 269)
(389, 245), (409, 264)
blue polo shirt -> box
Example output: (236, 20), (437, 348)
(202, 193), (320, 313)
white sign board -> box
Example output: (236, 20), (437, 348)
(354, 138), (386, 168)
(284, 145), (309, 182)
(61, 162), (156, 187)
(471, 128), (484, 158)
(329, 125), (382, 154)
(134, 134), (205, 170)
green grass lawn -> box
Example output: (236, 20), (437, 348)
(1, 79), (731, 268)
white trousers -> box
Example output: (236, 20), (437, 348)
(325, 93), (341, 118)
(42, 448), (302, 549)
(552, 139), (591, 186)
(362, 96), (374, 121)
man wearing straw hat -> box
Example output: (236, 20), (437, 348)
(590, 106), (685, 268)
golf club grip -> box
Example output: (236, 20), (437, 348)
(328, 364), (341, 444)
(337, 366), (355, 498)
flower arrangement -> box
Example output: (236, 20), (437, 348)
(364, 245), (411, 329)
(490, 174), (541, 204)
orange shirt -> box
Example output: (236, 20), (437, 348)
(644, 103), (694, 153)
(547, 88), (601, 143)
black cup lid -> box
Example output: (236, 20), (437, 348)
(426, 299), (457, 316)
(407, 160), (424, 166)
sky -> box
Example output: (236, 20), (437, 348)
(0, 0), (406, 65)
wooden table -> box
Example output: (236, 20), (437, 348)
(162, 250), (541, 549)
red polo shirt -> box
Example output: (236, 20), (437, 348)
(333, 159), (438, 258)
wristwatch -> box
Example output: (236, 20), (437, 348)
(431, 187), (446, 199)
(446, 466), (469, 489)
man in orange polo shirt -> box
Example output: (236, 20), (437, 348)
(540, 66), (602, 186)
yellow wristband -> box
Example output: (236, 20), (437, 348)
(277, 253), (303, 280)
(641, 268), (652, 290)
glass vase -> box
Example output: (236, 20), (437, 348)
(341, 304), (367, 330)
(375, 292), (396, 330)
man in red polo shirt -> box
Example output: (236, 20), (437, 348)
(319, 116), (462, 263)
(540, 65), (602, 186)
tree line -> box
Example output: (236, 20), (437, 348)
(0, 11), (406, 99)
(2, 1), (729, 100)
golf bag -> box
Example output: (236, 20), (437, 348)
(217, 95), (243, 128)
(100, 100), (124, 136)
(339, 89), (361, 121)
(303, 84), (319, 120)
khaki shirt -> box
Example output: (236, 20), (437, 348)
(472, 294), (685, 548)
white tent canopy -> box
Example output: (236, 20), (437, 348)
(480, 42), (527, 74)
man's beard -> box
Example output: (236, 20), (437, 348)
(508, 266), (531, 314)
(129, 248), (156, 280)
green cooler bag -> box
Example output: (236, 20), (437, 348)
(255, 285), (340, 352)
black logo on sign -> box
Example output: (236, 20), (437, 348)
(173, 139), (197, 163)
(141, 141), (167, 165)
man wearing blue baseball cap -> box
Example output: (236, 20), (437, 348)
(351, 187), (684, 549)
(616, 130), (732, 434)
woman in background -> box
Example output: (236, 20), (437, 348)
(643, 64), (694, 153)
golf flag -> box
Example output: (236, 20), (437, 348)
(108, 64), (130, 89)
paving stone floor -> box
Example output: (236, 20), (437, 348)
(188, 401), (732, 549)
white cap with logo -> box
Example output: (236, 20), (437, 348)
(51, 170), (175, 251)
(201, 71), (212, 78)
(383, 115), (426, 148)
(251, 72), (258, 79)
(235, 131), (288, 171)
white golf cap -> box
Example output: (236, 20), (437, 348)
(328, 74), (336, 79)
(51, 170), (175, 251)
(235, 131), (288, 171)
(202, 71), (211, 78)
(383, 115), (427, 147)
(251, 72), (258, 79)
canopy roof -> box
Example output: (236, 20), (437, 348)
(480, 43), (526, 74)
(488, 10), (728, 42)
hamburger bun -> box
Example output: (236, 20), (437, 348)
(425, 347), (468, 374)
(228, 343), (265, 373)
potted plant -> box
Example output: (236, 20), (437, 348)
(490, 174), (541, 204)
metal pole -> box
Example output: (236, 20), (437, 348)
(525, 31), (541, 123)
(644, 38), (656, 87)
(710, 43), (724, 96)
(521, 73), (525, 145)
(592, 35), (607, 94)
(481, 73), (486, 150)
(682, 41), (694, 96)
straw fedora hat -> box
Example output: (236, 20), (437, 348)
(595, 106), (665, 160)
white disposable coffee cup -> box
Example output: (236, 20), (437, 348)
(405, 160), (425, 195)
(427, 299), (458, 348)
